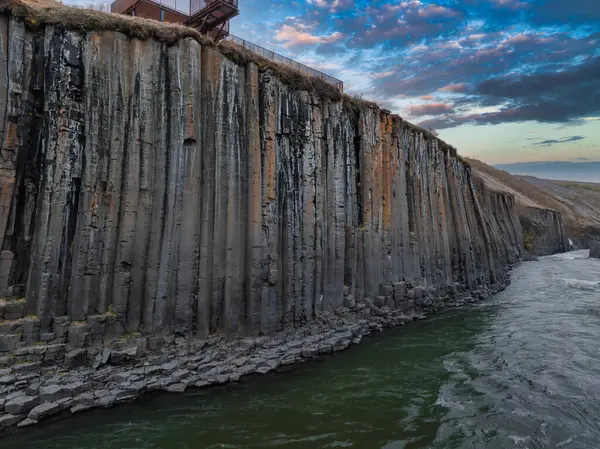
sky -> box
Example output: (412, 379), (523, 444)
(226, 0), (599, 165)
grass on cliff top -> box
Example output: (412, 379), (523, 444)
(2, 0), (212, 43)
(3, 0), (464, 162)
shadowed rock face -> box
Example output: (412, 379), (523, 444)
(519, 207), (569, 256)
(590, 241), (600, 259)
(0, 17), (525, 351)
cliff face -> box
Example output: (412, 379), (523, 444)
(467, 158), (591, 252)
(520, 207), (569, 256)
(0, 17), (524, 352)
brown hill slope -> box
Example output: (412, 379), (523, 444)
(467, 158), (600, 247)
(522, 177), (600, 225)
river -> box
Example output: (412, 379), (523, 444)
(4, 250), (600, 449)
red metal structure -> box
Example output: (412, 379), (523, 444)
(110, 0), (239, 41)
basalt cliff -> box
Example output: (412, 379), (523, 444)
(0, 8), (560, 431)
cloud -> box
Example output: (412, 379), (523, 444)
(274, 24), (345, 47)
(525, 0), (600, 25)
(488, 0), (529, 10)
(417, 55), (600, 129)
(370, 27), (599, 104)
(335, 1), (467, 50)
(438, 83), (468, 93)
(408, 103), (455, 117)
(533, 136), (587, 146)
(308, 0), (354, 12)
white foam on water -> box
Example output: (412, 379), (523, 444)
(556, 436), (575, 448)
(559, 278), (600, 289)
(434, 386), (466, 411)
(549, 250), (589, 260)
(509, 435), (531, 447)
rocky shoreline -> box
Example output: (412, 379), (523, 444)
(0, 268), (512, 435)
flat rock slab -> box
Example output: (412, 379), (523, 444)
(39, 384), (64, 402)
(0, 374), (15, 385)
(4, 395), (39, 415)
(17, 417), (38, 428)
(28, 401), (60, 420)
(0, 414), (22, 428)
(166, 383), (186, 393)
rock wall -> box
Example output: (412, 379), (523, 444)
(569, 225), (600, 250)
(589, 240), (600, 259)
(519, 206), (569, 256)
(0, 16), (524, 357)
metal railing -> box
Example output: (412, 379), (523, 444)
(224, 34), (344, 92)
(111, 0), (239, 20)
(191, 0), (238, 16)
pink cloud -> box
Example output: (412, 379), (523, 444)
(489, 0), (529, 10)
(274, 24), (345, 48)
(417, 4), (462, 19)
(438, 83), (468, 93)
(504, 33), (534, 45)
(408, 103), (455, 116)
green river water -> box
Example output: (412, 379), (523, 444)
(4, 251), (600, 449)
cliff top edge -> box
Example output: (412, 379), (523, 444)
(0, 0), (463, 162)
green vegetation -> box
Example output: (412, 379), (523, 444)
(104, 304), (117, 317)
(71, 320), (88, 326)
(118, 331), (142, 341)
(523, 231), (535, 253)
(0, 297), (26, 306)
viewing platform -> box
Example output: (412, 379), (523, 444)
(110, 0), (238, 40)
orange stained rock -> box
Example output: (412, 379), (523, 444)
(0, 177), (15, 195)
(4, 123), (18, 150)
(261, 83), (276, 204)
(91, 32), (102, 50)
(207, 47), (221, 85)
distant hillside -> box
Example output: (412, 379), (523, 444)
(467, 158), (600, 247)
(494, 161), (600, 183)
(522, 177), (600, 227)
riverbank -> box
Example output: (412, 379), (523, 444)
(0, 268), (512, 434)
